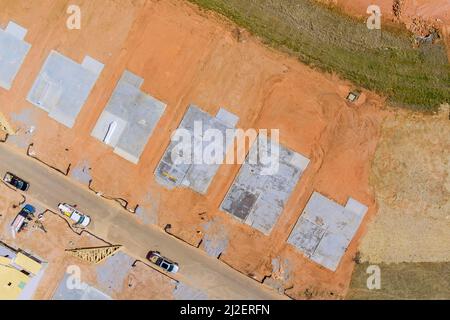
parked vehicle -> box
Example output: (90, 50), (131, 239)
(146, 251), (179, 273)
(11, 204), (35, 235)
(57, 203), (91, 227)
(3, 172), (30, 191)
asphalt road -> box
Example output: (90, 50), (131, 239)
(0, 143), (286, 300)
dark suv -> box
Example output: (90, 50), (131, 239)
(3, 172), (30, 191)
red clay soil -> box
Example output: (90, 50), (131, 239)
(0, 0), (390, 299)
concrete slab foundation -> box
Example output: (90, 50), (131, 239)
(91, 70), (166, 164)
(52, 272), (112, 300)
(155, 105), (239, 194)
(27, 50), (103, 128)
(287, 191), (368, 271)
(0, 21), (31, 90)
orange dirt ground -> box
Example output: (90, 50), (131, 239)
(0, 0), (390, 299)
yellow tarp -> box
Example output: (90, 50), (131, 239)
(14, 252), (42, 275)
(0, 256), (11, 266)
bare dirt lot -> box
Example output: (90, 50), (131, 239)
(346, 261), (450, 299)
(0, 0), (391, 299)
(359, 105), (450, 264)
(343, 105), (450, 299)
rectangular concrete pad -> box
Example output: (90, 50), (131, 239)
(287, 191), (368, 271)
(27, 50), (102, 128)
(52, 273), (111, 300)
(221, 136), (310, 235)
(155, 104), (238, 194)
(0, 22), (31, 90)
(91, 71), (166, 164)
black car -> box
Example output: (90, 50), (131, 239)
(3, 172), (30, 191)
(146, 251), (179, 273)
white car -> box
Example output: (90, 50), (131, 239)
(146, 251), (179, 273)
(58, 203), (91, 227)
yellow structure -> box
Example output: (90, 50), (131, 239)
(66, 245), (122, 264)
(15, 252), (42, 275)
(0, 256), (10, 265)
(162, 171), (177, 183)
(0, 260), (29, 300)
(0, 243), (44, 300)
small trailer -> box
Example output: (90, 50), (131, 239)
(11, 204), (35, 237)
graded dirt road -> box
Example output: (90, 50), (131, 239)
(0, 142), (286, 300)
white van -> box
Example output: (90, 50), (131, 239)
(58, 203), (91, 227)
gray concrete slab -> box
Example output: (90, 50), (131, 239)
(286, 217), (326, 256)
(173, 282), (208, 300)
(52, 272), (112, 300)
(221, 136), (310, 235)
(27, 50), (103, 128)
(155, 104), (239, 194)
(70, 159), (92, 186)
(95, 251), (134, 295)
(310, 231), (349, 271)
(91, 71), (166, 164)
(81, 56), (104, 75)
(0, 22), (31, 90)
(216, 107), (239, 128)
(202, 217), (229, 258)
(221, 185), (260, 220)
(287, 191), (368, 271)
(5, 21), (27, 40)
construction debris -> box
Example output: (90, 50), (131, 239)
(33, 219), (47, 233)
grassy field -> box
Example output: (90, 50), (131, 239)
(189, 0), (449, 111)
(346, 262), (450, 299)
